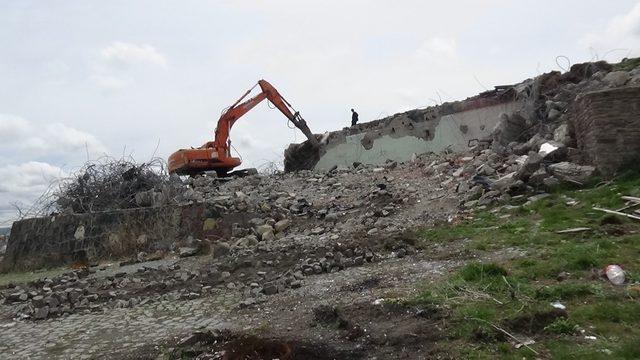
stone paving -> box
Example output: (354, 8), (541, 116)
(0, 292), (239, 359)
(0, 256), (438, 359)
(0, 248), (523, 359)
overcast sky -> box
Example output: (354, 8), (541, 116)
(1, 0), (639, 226)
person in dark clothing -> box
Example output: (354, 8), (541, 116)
(351, 108), (359, 126)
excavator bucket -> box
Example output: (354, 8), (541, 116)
(284, 135), (323, 172)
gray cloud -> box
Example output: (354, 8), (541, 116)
(0, 161), (64, 196)
(0, 114), (107, 225)
(0, 114), (108, 160)
(581, 2), (640, 59)
(101, 42), (168, 68)
(91, 41), (168, 91)
(0, 161), (65, 226)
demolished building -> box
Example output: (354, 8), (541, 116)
(285, 59), (640, 177)
(3, 58), (640, 274)
(286, 84), (525, 171)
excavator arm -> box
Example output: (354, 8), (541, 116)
(168, 79), (319, 176)
(212, 80), (318, 158)
(255, 80), (318, 148)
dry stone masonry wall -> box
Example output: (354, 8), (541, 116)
(2, 205), (211, 271)
(570, 86), (640, 176)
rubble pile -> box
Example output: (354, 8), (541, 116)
(2, 154), (464, 320)
(449, 59), (640, 206)
(187, 159), (465, 242)
(160, 60), (640, 258)
(3, 59), (639, 325)
(0, 263), (224, 320)
(0, 232), (390, 320)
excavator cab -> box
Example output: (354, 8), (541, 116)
(168, 80), (318, 176)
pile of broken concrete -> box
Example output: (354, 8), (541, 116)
(452, 146), (595, 209)
(449, 59), (640, 208)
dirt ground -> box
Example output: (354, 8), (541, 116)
(0, 222), (527, 359)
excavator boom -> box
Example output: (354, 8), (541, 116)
(168, 80), (318, 176)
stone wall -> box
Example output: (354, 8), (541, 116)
(2, 207), (178, 271)
(0, 235), (6, 259)
(1, 204), (236, 272)
(570, 86), (640, 176)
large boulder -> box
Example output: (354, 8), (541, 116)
(515, 153), (543, 181)
(491, 113), (529, 149)
(538, 141), (568, 162)
(255, 224), (274, 240)
(492, 172), (516, 192)
(553, 124), (569, 144)
(603, 71), (630, 87)
(284, 137), (324, 172)
(512, 134), (544, 155)
(274, 219), (291, 233)
(261, 229), (275, 242)
(528, 168), (551, 187)
(560, 61), (612, 83)
(178, 247), (199, 258)
(548, 162), (596, 184)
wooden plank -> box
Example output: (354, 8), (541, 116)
(615, 202), (640, 212)
(556, 227), (591, 234)
(593, 207), (640, 220)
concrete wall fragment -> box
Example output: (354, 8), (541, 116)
(288, 92), (526, 171)
(283, 83), (536, 171)
(314, 102), (521, 170)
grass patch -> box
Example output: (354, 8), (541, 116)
(612, 57), (640, 72)
(544, 318), (577, 335)
(535, 283), (601, 300)
(573, 301), (640, 324)
(412, 170), (640, 358)
(0, 266), (68, 287)
(458, 262), (508, 282)
(615, 340), (640, 359)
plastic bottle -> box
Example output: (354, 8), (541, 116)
(605, 265), (625, 285)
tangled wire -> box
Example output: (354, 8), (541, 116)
(12, 156), (177, 220)
(54, 156), (171, 214)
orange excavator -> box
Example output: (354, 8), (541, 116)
(168, 79), (319, 176)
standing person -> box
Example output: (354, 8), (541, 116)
(351, 108), (359, 126)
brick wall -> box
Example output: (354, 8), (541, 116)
(569, 86), (640, 176)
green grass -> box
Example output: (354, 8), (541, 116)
(0, 266), (68, 287)
(535, 283), (601, 300)
(412, 170), (640, 358)
(573, 301), (640, 324)
(612, 57), (640, 72)
(458, 262), (508, 282)
(544, 318), (577, 335)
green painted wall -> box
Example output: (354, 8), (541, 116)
(314, 102), (519, 170)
